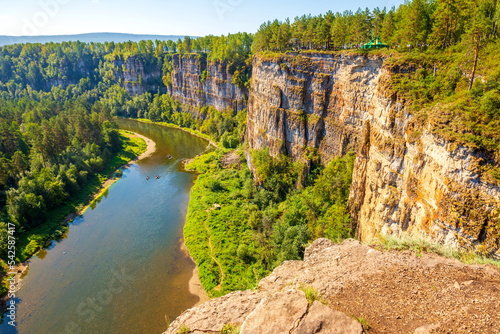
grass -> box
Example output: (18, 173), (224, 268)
(183, 149), (266, 297)
(220, 323), (240, 334)
(177, 324), (190, 334)
(378, 234), (500, 268)
(299, 284), (325, 305)
(355, 316), (371, 331)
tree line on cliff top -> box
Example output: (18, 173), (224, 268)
(252, 0), (499, 51)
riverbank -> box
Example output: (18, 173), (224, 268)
(81, 132), (156, 216)
(0, 131), (153, 311)
(180, 241), (210, 306)
(131, 118), (219, 149)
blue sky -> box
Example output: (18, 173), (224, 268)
(0, 0), (405, 36)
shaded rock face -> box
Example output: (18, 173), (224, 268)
(169, 54), (248, 113)
(43, 58), (98, 91)
(113, 55), (164, 95)
(245, 52), (500, 254)
(165, 239), (500, 334)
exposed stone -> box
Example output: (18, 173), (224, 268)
(294, 301), (363, 334)
(240, 289), (309, 334)
(169, 53), (248, 114)
(165, 239), (500, 334)
(245, 52), (500, 254)
(164, 290), (263, 334)
(113, 55), (165, 95)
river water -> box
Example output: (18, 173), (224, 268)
(0, 119), (209, 334)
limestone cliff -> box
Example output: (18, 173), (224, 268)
(168, 54), (248, 113)
(112, 55), (164, 95)
(165, 239), (500, 334)
(245, 52), (499, 255)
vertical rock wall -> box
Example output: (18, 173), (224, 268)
(169, 53), (248, 113)
(246, 52), (500, 255)
(113, 55), (164, 95)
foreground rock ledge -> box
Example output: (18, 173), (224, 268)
(164, 239), (500, 334)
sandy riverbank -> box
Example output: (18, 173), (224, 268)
(132, 118), (219, 149)
(79, 132), (156, 215)
(97, 132), (156, 192)
(180, 241), (210, 306)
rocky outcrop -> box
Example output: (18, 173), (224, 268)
(169, 54), (248, 113)
(246, 52), (379, 162)
(245, 52), (500, 255)
(113, 55), (164, 95)
(165, 239), (500, 334)
(164, 239), (368, 334)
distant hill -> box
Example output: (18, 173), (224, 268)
(0, 32), (195, 46)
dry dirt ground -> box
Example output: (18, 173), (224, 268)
(166, 239), (499, 334)
(329, 250), (500, 334)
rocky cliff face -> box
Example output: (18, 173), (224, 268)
(245, 52), (499, 255)
(169, 54), (248, 113)
(165, 239), (500, 333)
(112, 55), (164, 95)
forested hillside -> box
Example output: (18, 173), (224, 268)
(0, 0), (498, 302)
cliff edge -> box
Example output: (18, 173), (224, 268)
(245, 52), (499, 255)
(164, 239), (500, 334)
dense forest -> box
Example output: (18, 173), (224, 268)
(0, 99), (120, 236)
(0, 0), (498, 300)
(0, 99), (122, 296)
(252, 0), (498, 51)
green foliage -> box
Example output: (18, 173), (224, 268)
(0, 96), (146, 266)
(300, 285), (325, 305)
(24, 234), (48, 256)
(185, 148), (355, 298)
(177, 324), (190, 334)
(251, 148), (303, 200)
(389, 38), (500, 156)
(220, 323), (240, 334)
(252, 0), (499, 52)
(379, 234), (500, 267)
(355, 317), (371, 331)
(190, 33), (253, 63)
(200, 69), (209, 83)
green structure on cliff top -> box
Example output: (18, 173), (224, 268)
(361, 37), (389, 49)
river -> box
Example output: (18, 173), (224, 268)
(0, 119), (209, 334)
